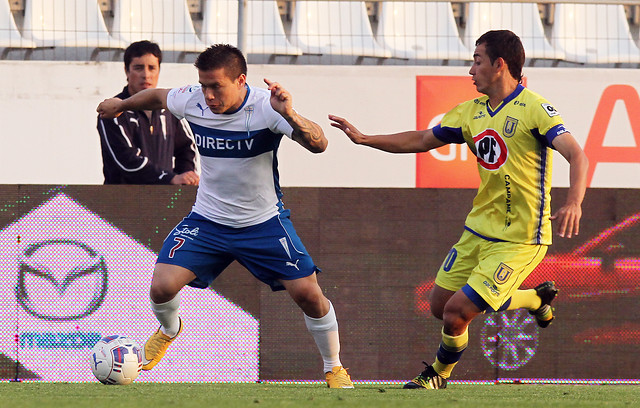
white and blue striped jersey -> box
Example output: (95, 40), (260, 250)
(167, 84), (294, 228)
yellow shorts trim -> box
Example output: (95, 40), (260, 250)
(435, 230), (548, 311)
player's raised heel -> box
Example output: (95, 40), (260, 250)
(142, 318), (183, 370)
(325, 366), (354, 388)
(529, 281), (558, 328)
(403, 363), (447, 390)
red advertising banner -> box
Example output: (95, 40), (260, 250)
(416, 76), (482, 188)
(415, 76), (527, 188)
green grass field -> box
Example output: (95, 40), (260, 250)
(2, 382), (638, 408)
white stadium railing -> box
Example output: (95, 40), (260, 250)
(1, 0), (639, 66)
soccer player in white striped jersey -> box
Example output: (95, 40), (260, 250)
(330, 30), (588, 389)
(98, 44), (353, 388)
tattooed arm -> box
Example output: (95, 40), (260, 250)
(264, 78), (327, 153)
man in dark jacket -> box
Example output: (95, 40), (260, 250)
(97, 41), (199, 185)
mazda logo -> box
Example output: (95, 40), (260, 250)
(16, 239), (108, 321)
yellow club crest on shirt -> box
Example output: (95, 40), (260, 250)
(494, 262), (514, 284)
(503, 116), (518, 138)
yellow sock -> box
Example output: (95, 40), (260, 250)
(506, 289), (541, 311)
(432, 328), (468, 379)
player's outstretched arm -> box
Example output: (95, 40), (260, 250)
(97, 88), (170, 119)
(264, 78), (327, 153)
(551, 132), (589, 238)
(328, 114), (445, 153)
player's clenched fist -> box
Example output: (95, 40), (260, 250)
(97, 98), (124, 119)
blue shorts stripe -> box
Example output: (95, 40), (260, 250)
(486, 297), (512, 313)
(461, 284), (489, 312)
(464, 226), (506, 242)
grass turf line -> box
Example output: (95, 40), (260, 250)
(1, 382), (638, 408)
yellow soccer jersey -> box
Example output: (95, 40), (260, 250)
(432, 84), (569, 245)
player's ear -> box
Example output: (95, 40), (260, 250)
(236, 73), (247, 88)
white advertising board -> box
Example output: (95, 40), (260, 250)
(0, 62), (638, 188)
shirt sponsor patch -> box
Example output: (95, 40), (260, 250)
(541, 103), (559, 117)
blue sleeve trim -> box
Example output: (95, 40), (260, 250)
(533, 124), (569, 150)
(433, 124), (465, 144)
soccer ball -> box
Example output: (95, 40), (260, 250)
(90, 335), (143, 385)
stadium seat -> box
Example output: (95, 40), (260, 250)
(201, 0), (237, 46)
(21, 0), (125, 59)
(551, 3), (640, 64)
(112, 0), (206, 60)
(463, 2), (564, 63)
(289, 1), (391, 61)
(376, 1), (471, 61)
(0, 0), (36, 58)
(201, 0), (302, 57)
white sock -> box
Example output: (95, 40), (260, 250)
(304, 301), (342, 373)
(151, 294), (181, 337)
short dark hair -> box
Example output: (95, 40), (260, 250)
(476, 30), (525, 82)
(124, 41), (162, 71)
(194, 44), (247, 80)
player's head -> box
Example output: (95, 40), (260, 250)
(195, 44), (248, 114)
(195, 44), (247, 80)
(124, 40), (162, 95)
(474, 30), (525, 83)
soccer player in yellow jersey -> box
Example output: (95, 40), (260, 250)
(329, 30), (589, 389)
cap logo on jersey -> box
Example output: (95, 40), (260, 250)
(503, 116), (518, 138)
(541, 103), (559, 117)
(473, 129), (508, 170)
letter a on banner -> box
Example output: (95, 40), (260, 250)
(584, 85), (640, 186)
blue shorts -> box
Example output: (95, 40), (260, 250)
(156, 210), (320, 291)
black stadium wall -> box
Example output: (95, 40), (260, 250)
(0, 186), (638, 382)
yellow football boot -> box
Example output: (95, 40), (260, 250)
(325, 366), (354, 389)
(142, 318), (183, 370)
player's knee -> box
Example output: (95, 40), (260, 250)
(149, 283), (178, 304)
(291, 288), (327, 317)
(291, 288), (322, 308)
(442, 314), (466, 335)
(442, 306), (475, 333)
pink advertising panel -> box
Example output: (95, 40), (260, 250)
(0, 193), (259, 382)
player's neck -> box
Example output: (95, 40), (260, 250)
(487, 80), (518, 110)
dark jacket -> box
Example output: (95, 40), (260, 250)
(97, 86), (197, 184)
